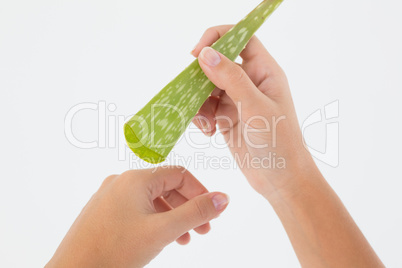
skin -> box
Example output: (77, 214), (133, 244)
(47, 25), (384, 267)
(47, 167), (229, 267)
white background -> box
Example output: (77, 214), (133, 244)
(1, 0), (402, 267)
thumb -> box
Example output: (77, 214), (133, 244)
(198, 47), (265, 109)
(161, 192), (229, 242)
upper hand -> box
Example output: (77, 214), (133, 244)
(192, 25), (314, 198)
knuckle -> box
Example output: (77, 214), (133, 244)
(117, 170), (141, 186)
(228, 65), (246, 84)
(119, 170), (135, 180)
(194, 199), (210, 222)
(101, 174), (117, 187)
(174, 165), (187, 174)
(205, 26), (217, 35)
(120, 169), (136, 177)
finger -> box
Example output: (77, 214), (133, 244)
(163, 190), (211, 235)
(240, 35), (277, 64)
(158, 192), (229, 242)
(144, 167), (219, 241)
(192, 25), (277, 64)
(175, 232), (191, 245)
(198, 47), (270, 110)
(99, 174), (118, 189)
(153, 197), (191, 245)
(193, 221), (211, 235)
(192, 96), (219, 137)
(153, 196), (172, 212)
(145, 166), (208, 202)
(192, 25), (234, 57)
(211, 87), (225, 97)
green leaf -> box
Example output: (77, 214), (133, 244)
(125, 0), (284, 164)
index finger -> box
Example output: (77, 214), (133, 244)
(145, 166), (209, 201)
(191, 25), (275, 64)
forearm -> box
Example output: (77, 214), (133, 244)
(265, 160), (384, 267)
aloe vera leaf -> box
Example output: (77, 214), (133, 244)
(125, 0), (284, 164)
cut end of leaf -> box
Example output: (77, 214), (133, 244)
(124, 123), (166, 164)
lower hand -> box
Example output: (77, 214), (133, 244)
(47, 167), (229, 268)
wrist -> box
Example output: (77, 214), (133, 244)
(261, 152), (323, 204)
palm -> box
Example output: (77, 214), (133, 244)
(213, 62), (275, 188)
(193, 25), (294, 195)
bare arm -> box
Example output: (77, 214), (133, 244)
(193, 25), (383, 267)
(267, 162), (383, 267)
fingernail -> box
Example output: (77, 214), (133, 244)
(200, 47), (221, 67)
(212, 193), (229, 211)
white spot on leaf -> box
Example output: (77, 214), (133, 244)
(239, 31), (248, 42)
(201, 80), (210, 89)
(177, 84), (185, 92)
(190, 69), (200, 78)
(238, 27), (247, 34)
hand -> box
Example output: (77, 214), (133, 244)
(192, 25), (315, 199)
(193, 26), (383, 267)
(47, 167), (229, 268)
